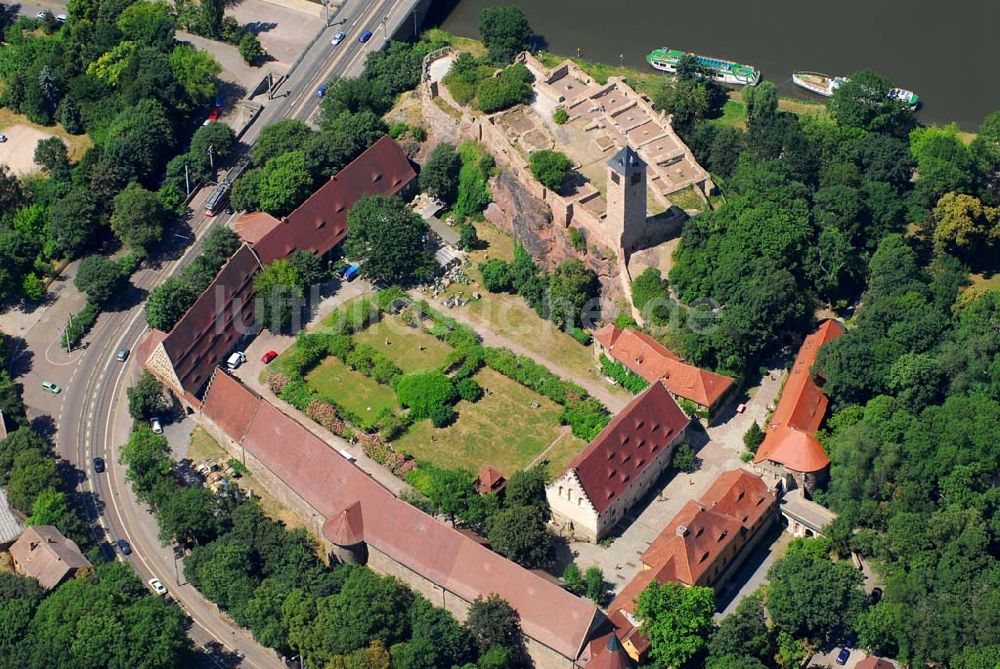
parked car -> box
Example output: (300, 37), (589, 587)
(56, 14), (67, 22)
(41, 381), (61, 394)
(358, 30), (373, 43)
(202, 108), (221, 125)
(224, 205), (234, 215)
(331, 31), (346, 46)
(342, 263), (360, 281)
(0, 134), (7, 143)
(150, 418), (163, 434)
(148, 578), (168, 595)
(93, 457), (105, 473)
(868, 587), (883, 605)
(315, 84), (328, 97)
(213, 94), (224, 109)
(36, 10), (51, 19)
(226, 351), (247, 370)
(835, 648), (851, 665)
(116, 348), (129, 362)
(117, 539), (132, 556)
(261, 350), (278, 364)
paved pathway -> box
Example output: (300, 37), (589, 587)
(409, 290), (629, 413)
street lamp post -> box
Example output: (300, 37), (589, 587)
(382, 14), (389, 41)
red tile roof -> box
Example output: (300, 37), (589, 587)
(323, 501), (364, 545)
(475, 465), (506, 495)
(10, 525), (91, 590)
(201, 370), (602, 662)
(252, 135), (416, 265)
(855, 658), (896, 669)
(608, 470), (775, 648)
(234, 211), (281, 244)
(585, 632), (633, 669)
(201, 370), (261, 442)
(768, 319), (844, 433)
(754, 320), (843, 473)
(601, 328), (733, 408)
(161, 244), (262, 395)
(135, 329), (167, 370)
(562, 381), (690, 514)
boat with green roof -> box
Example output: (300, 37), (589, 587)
(646, 47), (760, 86)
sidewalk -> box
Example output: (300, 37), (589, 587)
(410, 290), (629, 413)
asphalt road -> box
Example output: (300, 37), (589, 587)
(52, 0), (421, 665)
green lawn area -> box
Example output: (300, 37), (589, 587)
(713, 99), (747, 130)
(394, 368), (586, 477)
(353, 315), (453, 372)
(306, 356), (399, 417)
(436, 221), (606, 382)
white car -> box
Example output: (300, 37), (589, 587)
(148, 578), (168, 596)
(36, 10), (51, 19)
(150, 417), (163, 434)
(331, 32), (346, 46)
(0, 134), (7, 143)
(56, 14), (67, 22)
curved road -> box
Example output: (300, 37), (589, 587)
(55, 0), (418, 664)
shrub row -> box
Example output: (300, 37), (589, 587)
(599, 353), (650, 394)
(60, 301), (99, 350)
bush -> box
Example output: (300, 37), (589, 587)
(568, 227), (586, 252)
(376, 285), (409, 313)
(563, 563), (584, 594)
(569, 327), (592, 346)
(553, 108), (568, 125)
(60, 301), (99, 350)
(456, 378), (484, 402)
(560, 395), (610, 440)
(395, 370), (458, 420)
(478, 259), (514, 292)
(429, 403), (456, 428)
(372, 357), (403, 385)
(475, 64), (533, 113)
(600, 354), (650, 394)
(743, 421), (765, 454)
(529, 149), (572, 193)
(671, 443), (697, 473)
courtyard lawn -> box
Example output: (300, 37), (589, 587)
(394, 368), (586, 476)
(306, 356), (399, 418)
(436, 221), (606, 382)
(353, 315), (453, 372)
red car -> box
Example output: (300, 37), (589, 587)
(261, 351), (278, 364)
(202, 108), (221, 125)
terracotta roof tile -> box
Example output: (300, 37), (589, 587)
(10, 525), (91, 590)
(563, 381), (690, 514)
(234, 211), (281, 244)
(161, 244), (262, 395)
(855, 658), (896, 669)
(252, 136), (416, 264)
(475, 466), (506, 495)
(754, 426), (830, 473)
(604, 329), (734, 407)
(323, 501), (364, 545)
(202, 374), (602, 661)
(201, 370), (261, 443)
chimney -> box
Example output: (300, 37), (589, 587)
(676, 524), (688, 537)
(29, 541), (39, 550)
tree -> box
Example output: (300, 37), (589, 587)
(254, 259), (305, 333)
(120, 428), (173, 501)
(230, 168), (262, 212)
(766, 549), (866, 644)
(474, 64), (533, 113)
(344, 195), (436, 285)
(562, 563), (584, 594)
(116, 1), (176, 48)
(111, 182), (167, 252)
(503, 466), (548, 517)
(584, 566), (606, 604)
(827, 69), (913, 135)
(251, 119), (314, 167)
(258, 151), (313, 217)
(45, 189), (98, 259)
(168, 44), (221, 104)
(127, 371), (168, 422)
(478, 6), (532, 64)
(238, 32), (265, 65)
(33, 137), (70, 176)
(529, 150), (572, 193)
(478, 259), (513, 293)
(396, 597), (474, 668)
(486, 506), (552, 568)
(145, 277), (197, 331)
(289, 250), (326, 288)
(74, 256), (125, 306)
(7, 449), (62, 514)
(0, 229), (40, 303)
(420, 143), (462, 203)
(26, 488), (70, 526)
(395, 371), (457, 420)
(743, 421), (765, 454)
(0, 573), (43, 660)
(709, 594), (773, 663)
(103, 99), (177, 183)
(313, 567), (414, 656)
(635, 581), (716, 669)
(189, 121), (237, 179)
(932, 191), (999, 259)
(0, 428), (48, 483)
(655, 75), (712, 135)
(465, 594), (523, 656)
(547, 259), (599, 327)
(911, 125), (977, 209)
(157, 485), (221, 545)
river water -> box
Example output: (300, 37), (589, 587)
(430, 0), (999, 130)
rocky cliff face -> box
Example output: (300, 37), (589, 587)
(486, 170), (624, 304)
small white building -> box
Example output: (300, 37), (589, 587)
(546, 381), (691, 542)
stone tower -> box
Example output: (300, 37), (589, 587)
(606, 144), (647, 257)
